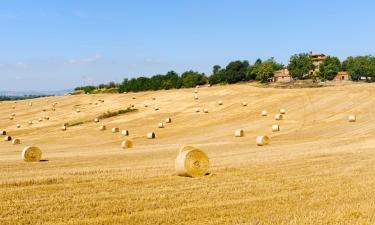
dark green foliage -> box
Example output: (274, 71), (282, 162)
(181, 71), (207, 88)
(319, 56), (342, 81)
(0, 95), (52, 101)
(287, 53), (315, 79)
(343, 55), (375, 81)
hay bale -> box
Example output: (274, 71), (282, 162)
(132, 96), (136, 99)
(194, 94), (199, 100)
(12, 138), (20, 145)
(154, 107), (159, 111)
(29, 102), (32, 107)
(121, 140), (133, 149)
(4, 136), (12, 141)
(38, 118), (43, 122)
(261, 110), (268, 116)
(16, 124), (21, 128)
(348, 115), (356, 122)
(158, 122), (164, 128)
(203, 108), (209, 113)
(22, 146), (42, 162)
(144, 103), (150, 107)
(272, 124), (280, 132)
(280, 109), (286, 114)
(152, 97), (156, 100)
(94, 118), (99, 123)
(12, 113), (16, 117)
(275, 114), (283, 120)
(121, 130), (129, 136)
(99, 125), (106, 131)
(218, 100), (223, 105)
(175, 146), (209, 177)
(194, 89), (198, 93)
(9, 116), (14, 120)
(76, 109), (80, 113)
(195, 107), (200, 113)
(165, 117), (172, 123)
(242, 102), (248, 107)
(28, 121), (33, 125)
(234, 129), (244, 137)
(52, 108), (56, 111)
(1, 130), (6, 135)
(256, 136), (270, 146)
(147, 132), (156, 139)
(45, 116), (50, 120)
(61, 125), (67, 131)
(112, 127), (119, 133)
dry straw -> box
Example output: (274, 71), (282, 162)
(4, 136), (12, 141)
(256, 136), (270, 146)
(94, 118), (99, 123)
(9, 116), (14, 120)
(45, 116), (50, 120)
(158, 122), (164, 128)
(154, 107), (159, 111)
(280, 108), (286, 114)
(147, 132), (156, 139)
(76, 109), (80, 113)
(203, 108), (209, 113)
(61, 125), (67, 131)
(218, 100), (223, 105)
(165, 117), (172, 123)
(261, 110), (268, 116)
(16, 124), (21, 128)
(28, 121), (33, 125)
(112, 127), (119, 133)
(275, 114), (283, 120)
(234, 129), (244, 137)
(348, 115), (356, 122)
(99, 125), (106, 131)
(194, 89), (198, 93)
(38, 118), (43, 122)
(194, 94), (199, 100)
(132, 96), (136, 99)
(272, 124), (280, 132)
(195, 107), (200, 113)
(22, 146), (42, 162)
(242, 102), (248, 107)
(175, 146), (209, 177)
(121, 140), (133, 149)
(12, 138), (20, 145)
(121, 130), (129, 136)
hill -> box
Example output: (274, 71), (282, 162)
(1, 83), (375, 224)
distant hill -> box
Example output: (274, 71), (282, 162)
(0, 89), (73, 97)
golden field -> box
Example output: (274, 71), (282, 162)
(1, 83), (375, 225)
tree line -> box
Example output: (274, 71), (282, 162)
(75, 53), (375, 94)
(0, 95), (52, 101)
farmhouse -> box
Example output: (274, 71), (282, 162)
(333, 71), (351, 81)
(273, 68), (292, 82)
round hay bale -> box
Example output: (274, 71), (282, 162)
(196, 85), (200, 88)
(256, 136), (270, 146)
(218, 100), (223, 105)
(121, 130), (129, 136)
(275, 114), (283, 120)
(99, 125), (106, 131)
(175, 146), (209, 177)
(234, 129), (244, 137)
(194, 94), (199, 100)
(1, 130), (6, 135)
(280, 108), (286, 114)
(16, 124), (21, 129)
(132, 96), (136, 99)
(272, 124), (280, 132)
(12, 113), (16, 117)
(44, 116), (50, 120)
(52, 108), (56, 111)
(28, 121), (33, 125)
(61, 125), (67, 131)
(38, 118), (43, 122)
(29, 102), (32, 107)
(195, 107), (200, 113)
(158, 122), (164, 128)
(261, 110), (268, 116)
(12, 138), (20, 145)
(348, 115), (356, 122)
(9, 116), (14, 120)
(203, 108), (209, 113)
(94, 118), (99, 123)
(12, 106), (16, 109)
(144, 103), (150, 107)
(4, 136), (12, 141)
(194, 89), (198, 93)
(152, 97), (156, 100)
(165, 117), (172, 123)
(242, 102), (248, 107)
(112, 127), (119, 133)
(121, 140), (133, 149)
(178, 145), (196, 153)
(147, 132), (156, 139)
(76, 109), (80, 113)
(154, 107), (159, 111)
(22, 146), (42, 162)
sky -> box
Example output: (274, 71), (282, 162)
(0, 0), (374, 91)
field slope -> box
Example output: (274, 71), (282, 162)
(1, 83), (375, 224)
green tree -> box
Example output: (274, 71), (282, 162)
(318, 56), (341, 81)
(287, 53), (314, 80)
(343, 56), (375, 81)
(181, 71), (207, 88)
(254, 62), (274, 83)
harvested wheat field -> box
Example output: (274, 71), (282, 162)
(2, 83), (375, 224)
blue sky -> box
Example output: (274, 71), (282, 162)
(0, 0), (374, 91)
